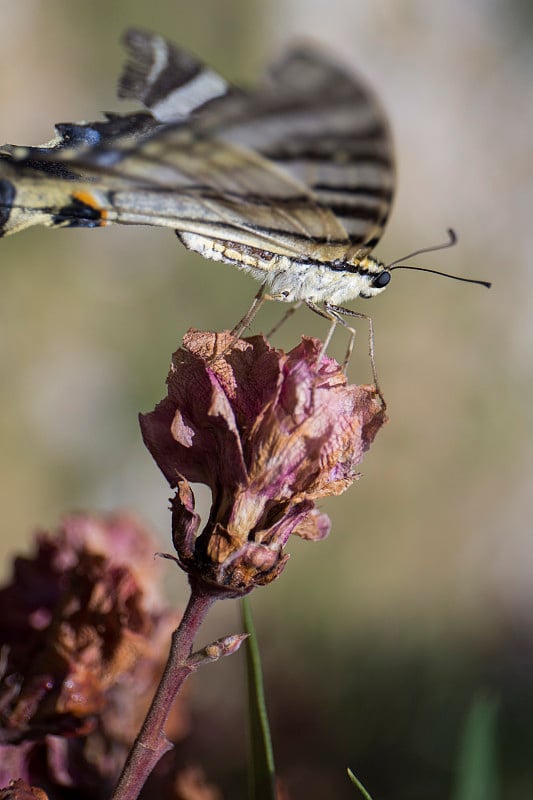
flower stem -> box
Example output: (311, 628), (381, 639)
(110, 584), (218, 800)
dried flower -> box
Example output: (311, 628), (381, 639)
(0, 513), (183, 794)
(0, 779), (49, 800)
(140, 330), (386, 596)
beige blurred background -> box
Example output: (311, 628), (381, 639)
(0, 1), (531, 796)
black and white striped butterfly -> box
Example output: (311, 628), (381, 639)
(0, 30), (488, 394)
(0, 30), (394, 289)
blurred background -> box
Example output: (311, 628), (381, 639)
(0, 1), (531, 797)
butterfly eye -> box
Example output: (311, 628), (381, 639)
(373, 271), (391, 288)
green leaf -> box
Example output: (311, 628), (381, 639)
(453, 692), (499, 800)
(347, 768), (374, 799)
(241, 597), (276, 800)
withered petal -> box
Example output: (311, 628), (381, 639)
(184, 329), (282, 426)
(291, 509), (331, 541)
(140, 345), (248, 492)
(0, 778), (49, 800)
(171, 477), (202, 560)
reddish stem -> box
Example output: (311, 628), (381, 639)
(110, 585), (218, 800)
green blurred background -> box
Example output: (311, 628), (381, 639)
(0, 1), (531, 798)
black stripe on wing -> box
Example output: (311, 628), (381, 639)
(94, 134), (353, 259)
(1, 124), (352, 259)
(0, 178), (16, 235)
(1, 33), (394, 258)
(118, 28), (231, 123)
(214, 46), (395, 251)
(114, 31), (395, 251)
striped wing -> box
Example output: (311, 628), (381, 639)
(0, 30), (394, 260)
(116, 29), (395, 255)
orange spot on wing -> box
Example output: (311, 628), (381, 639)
(72, 190), (109, 226)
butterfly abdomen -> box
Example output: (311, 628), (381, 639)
(177, 230), (383, 304)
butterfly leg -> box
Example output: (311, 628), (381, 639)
(304, 300), (341, 361)
(208, 284), (268, 365)
(230, 283), (267, 337)
(324, 302), (385, 408)
(267, 301), (303, 338)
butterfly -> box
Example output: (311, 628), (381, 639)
(0, 29), (488, 397)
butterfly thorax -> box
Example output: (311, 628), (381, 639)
(178, 232), (390, 305)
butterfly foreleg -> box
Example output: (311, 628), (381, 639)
(324, 302), (385, 408)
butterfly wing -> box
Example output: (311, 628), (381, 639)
(257, 46), (395, 255)
(117, 28), (233, 122)
(0, 31), (394, 261)
(117, 30), (395, 254)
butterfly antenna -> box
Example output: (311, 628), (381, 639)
(387, 229), (491, 289)
(386, 228), (458, 268)
(389, 266), (491, 288)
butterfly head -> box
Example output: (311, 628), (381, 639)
(356, 230), (491, 300)
(357, 255), (391, 299)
